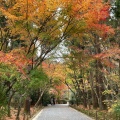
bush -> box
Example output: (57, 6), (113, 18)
(114, 104), (120, 114)
(112, 102), (120, 118)
(42, 92), (51, 106)
(69, 99), (76, 105)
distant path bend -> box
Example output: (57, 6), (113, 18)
(32, 104), (93, 120)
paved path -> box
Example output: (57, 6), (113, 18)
(32, 104), (93, 120)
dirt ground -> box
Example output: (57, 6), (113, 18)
(4, 107), (36, 120)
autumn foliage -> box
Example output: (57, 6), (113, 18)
(0, 0), (120, 119)
(0, 49), (31, 74)
(42, 62), (67, 96)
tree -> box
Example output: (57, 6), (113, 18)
(0, 63), (21, 118)
(0, 0), (114, 69)
(42, 61), (68, 102)
(29, 67), (49, 107)
(62, 0), (115, 110)
(0, 0), (118, 117)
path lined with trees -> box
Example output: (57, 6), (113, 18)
(32, 104), (93, 120)
(0, 0), (120, 120)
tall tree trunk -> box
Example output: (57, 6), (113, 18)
(82, 91), (87, 108)
(95, 59), (107, 110)
(94, 35), (106, 110)
(95, 57), (106, 110)
(8, 91), (15, 117)
(89, 70), (99, 109)
(16, 96), (22, 120)
(23, 97), (32, 120)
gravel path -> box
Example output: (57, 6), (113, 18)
(32, 104), (93, 120)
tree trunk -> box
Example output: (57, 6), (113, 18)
(8, 91), (15, 117)
(83, 91), (87, 108)
(16, 97), (22, 120)
(23, 97), (31, 120)
(34, 89), (46, 107)
(95, 58), (107, 110)
(89, 58), (99, 108)
(92, 91), (99, 109)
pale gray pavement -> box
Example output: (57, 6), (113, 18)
(32, 104), (93, 120)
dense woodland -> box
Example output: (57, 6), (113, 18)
(0, 0), (120, 120)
